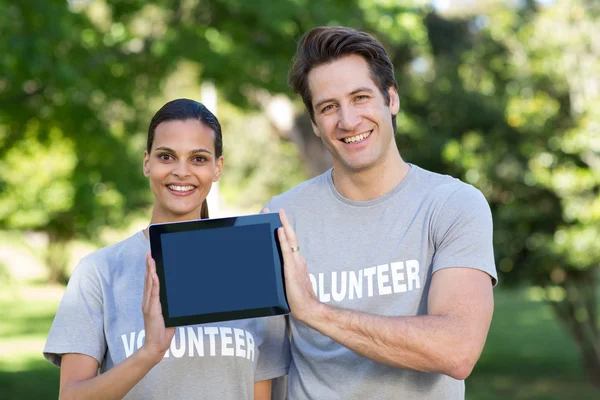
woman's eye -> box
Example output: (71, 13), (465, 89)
(194, 156), (207, 163)
(158, 154), (173, 161)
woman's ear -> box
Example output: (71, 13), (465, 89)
(143, 151), (150, 177)
(212, 156), (224, 182)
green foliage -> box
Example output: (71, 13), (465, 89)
(218, 103), (308, 210)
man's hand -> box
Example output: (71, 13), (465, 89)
(270, 208), (320, 323)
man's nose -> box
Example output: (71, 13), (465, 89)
(337, 106), (361, 131)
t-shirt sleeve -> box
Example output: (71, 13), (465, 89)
(262, 199), (275, 213)
(254, 315), (290, 382)
(431, 184), (498, 286)
(43, 259), (106, 367)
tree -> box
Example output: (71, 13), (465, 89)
(406, 0), (600, 385)
(0, 0), (428, 279)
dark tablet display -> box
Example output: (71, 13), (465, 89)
(148, 213), (289, 327)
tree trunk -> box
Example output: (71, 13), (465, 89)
(290, 114), (332, 178)
(46, 231), (70, 284)
(549, 274), (600, 387)
(259, 93), (332, 178)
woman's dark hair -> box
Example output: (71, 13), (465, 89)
(147, 98), (222, 219)
(288, 26), (398, 132)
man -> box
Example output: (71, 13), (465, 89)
(266, 26), (497, 400)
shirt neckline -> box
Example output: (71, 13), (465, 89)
(326, 164), (416, 207)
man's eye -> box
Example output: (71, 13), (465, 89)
(321, 105), (335, 113)
(355, 95), (369, 101)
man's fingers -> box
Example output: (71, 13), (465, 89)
(278, 227), (296, 272)
(279, 209), (299, 247)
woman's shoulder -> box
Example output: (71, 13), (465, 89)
(77, 230), (148, 275)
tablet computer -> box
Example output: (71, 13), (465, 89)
(148, 212), (289, 327)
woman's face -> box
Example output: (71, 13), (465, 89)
(143, 119), (223, 223)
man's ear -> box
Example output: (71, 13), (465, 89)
(311, 119), (321, 138)
(212, 156), (224, 182)
(388, 86), (400, 115)
(143, 151), (150, 177)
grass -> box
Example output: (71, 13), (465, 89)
(0, 283), (597, 399)
(467, 287), (599, 399)
(0, 285), (62, 400)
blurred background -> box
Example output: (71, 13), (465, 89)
(0, 0), (599, 398)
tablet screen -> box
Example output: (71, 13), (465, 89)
(161, 223), (278, 317)
(149, 213), (289, 326)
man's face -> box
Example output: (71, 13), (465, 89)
(307, 55), (399, 174)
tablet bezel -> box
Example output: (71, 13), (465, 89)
(148, 212), (289, 327)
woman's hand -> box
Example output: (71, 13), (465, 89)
(141, 253), (176, 364)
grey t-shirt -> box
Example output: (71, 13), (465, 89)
(266, 165), (497, 400)
(44, 230), (289, 399)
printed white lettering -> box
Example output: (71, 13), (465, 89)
(220, 327), (234, 356)
(121, 332), (136, 358)
(331, 271), (347, 302)
(204, 327), (219, 356)
(308, 259), (422, 303)
(391, 262), (407, 293)
(363, 267), (377, 297)
(246, 331), (255, 362)
(170, 327), (186, 358)
(234, 328), (246, 358)
(349, 270), (363, 300)
(406, 260), (421, 290)
(136, 329), (145, 350)
(318, 273), (331, 303)
(187, 327), (204, 357)
(377, 264), (392, 295)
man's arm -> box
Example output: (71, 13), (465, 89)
(303, 268), (493, 380)
(277, 209), (494, 380)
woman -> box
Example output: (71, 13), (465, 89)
(44, 99), (289, 399)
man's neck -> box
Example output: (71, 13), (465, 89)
(332, 153), (410, 201)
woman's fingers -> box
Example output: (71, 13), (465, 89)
(148, 256), (159, 299)
(143, 253), (153, 312)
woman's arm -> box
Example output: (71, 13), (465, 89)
(59, 349), (161, 400)
(254, 379), (272, 400)
(58, 254), (175, 400)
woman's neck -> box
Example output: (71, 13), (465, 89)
(144, 209), (202, 238)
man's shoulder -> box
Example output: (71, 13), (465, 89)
(413, 165), (484, 202)
(267, 170), (330, 209)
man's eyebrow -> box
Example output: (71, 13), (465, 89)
(154, 146), (213, 155)
(314, 87), (376, 110)
(314, 97), (336, 110)
(349, 87), (375, 96)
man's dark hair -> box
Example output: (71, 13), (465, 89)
(288, 26), (398, 131)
